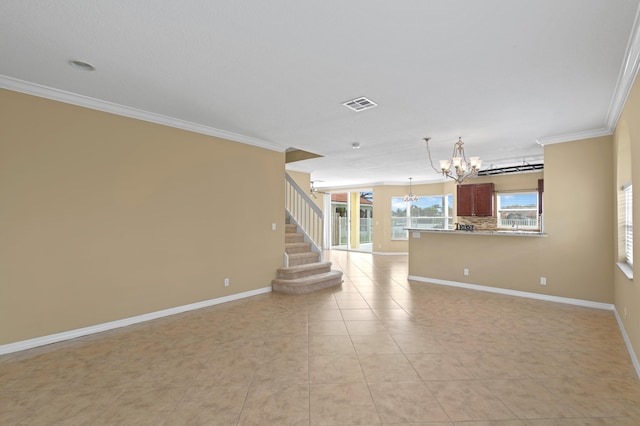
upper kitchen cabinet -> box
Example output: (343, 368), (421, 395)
(457, 183), (494, 217)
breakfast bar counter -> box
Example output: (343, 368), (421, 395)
(406, 228), (547, 237)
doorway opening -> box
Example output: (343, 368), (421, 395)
(330, 191), (373, 252)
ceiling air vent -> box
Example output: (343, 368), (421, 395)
(342, 97), (378, 112)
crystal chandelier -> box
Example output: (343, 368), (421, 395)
(424, 137), (482, 184)
(403, 177), (419, 202)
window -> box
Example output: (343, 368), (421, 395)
(391, 194), (453, 239)
(625, 184), (633, 266)
(497, 192), (538, 229)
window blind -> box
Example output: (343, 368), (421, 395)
(625, 185), (633, 266)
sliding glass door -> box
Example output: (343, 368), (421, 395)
(330, 191), (372, 252)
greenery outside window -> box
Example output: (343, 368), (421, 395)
(497, 192), (539, 230)
(392, 195), (453, 240)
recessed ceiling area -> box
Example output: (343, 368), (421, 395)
(1, 1), (639, 189)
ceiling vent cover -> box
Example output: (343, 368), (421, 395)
(342, 97), (378, 112)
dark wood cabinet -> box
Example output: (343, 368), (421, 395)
(538, 179), (544, 215)
(456, 184), (474, 216)
(457, 183), (494, 217)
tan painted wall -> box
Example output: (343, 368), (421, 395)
(409, 137), (614, 304)
(0, 89), (285, 345)
(614, 71), (640, 360)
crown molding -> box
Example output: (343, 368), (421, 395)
(606, 1), (640, 131)
(535, 127), (612, 146)
(0, 75), (285, 152)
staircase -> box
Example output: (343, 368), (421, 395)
(271, 223), (343, 294)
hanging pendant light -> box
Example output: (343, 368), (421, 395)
(403, 177), (419, 202)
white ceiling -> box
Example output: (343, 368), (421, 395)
(2, 1), (640, 189)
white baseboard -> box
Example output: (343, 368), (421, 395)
(0, 286), (272, 356)
(409, 275), (640, 379)
(408, 275), (614, 310)
(372, 251), (408, 256)
(613, 308), (640, 379)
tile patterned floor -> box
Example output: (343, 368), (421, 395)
(2, 251), (640, 425)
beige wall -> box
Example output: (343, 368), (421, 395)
(542, 136), (614, 302)
(0, 89), (285, 345)
(614, 71), (640, 361)
(409, 138), (614, 304)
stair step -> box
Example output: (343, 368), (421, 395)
(285, 224), (298, 233)
(285, 233), (304, 243)
(277, 262), (332, 280)
(288, 251), (320, 266)
(272, 270), (343, 295)
(285, 242), (312, 254)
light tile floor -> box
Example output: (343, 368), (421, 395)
(2, 251), (640, 425)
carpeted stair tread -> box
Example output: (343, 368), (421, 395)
(285, 233), (304, 243)
(278, 218), (340, 294)
(277, 261), (332, 279)
(288, 251), (320, 266)
(272, 270), (343, 295)
(285, 242), (312, 254)
(285, 224), (298, 233)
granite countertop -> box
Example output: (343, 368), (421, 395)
(406, 228), (548, 237)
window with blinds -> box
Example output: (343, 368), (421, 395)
(625, 184), (633, 266)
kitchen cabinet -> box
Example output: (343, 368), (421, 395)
(538, 179), (544, 214)
(457, 183), (494, 217)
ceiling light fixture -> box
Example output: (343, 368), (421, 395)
(69, 60), (95, 71)
(403, 177), (419, 203)
(424, 137), (482, 185)
(352, 142), (360, 149)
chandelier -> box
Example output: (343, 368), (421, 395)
(403, 177), (419, 202)
(424, 137), (482, 184)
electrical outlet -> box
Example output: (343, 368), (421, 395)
(463, 268), (469, 276)
(224, 278), (230, 287)
(540, 277), (547, 285)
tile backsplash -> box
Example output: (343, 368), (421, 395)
(456, 216), (497, 231)
(456, 215), (541, 231)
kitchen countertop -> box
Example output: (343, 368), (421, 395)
(406, 228), (548, 237)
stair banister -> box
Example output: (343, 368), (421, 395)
(285, 173), (323, 262)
